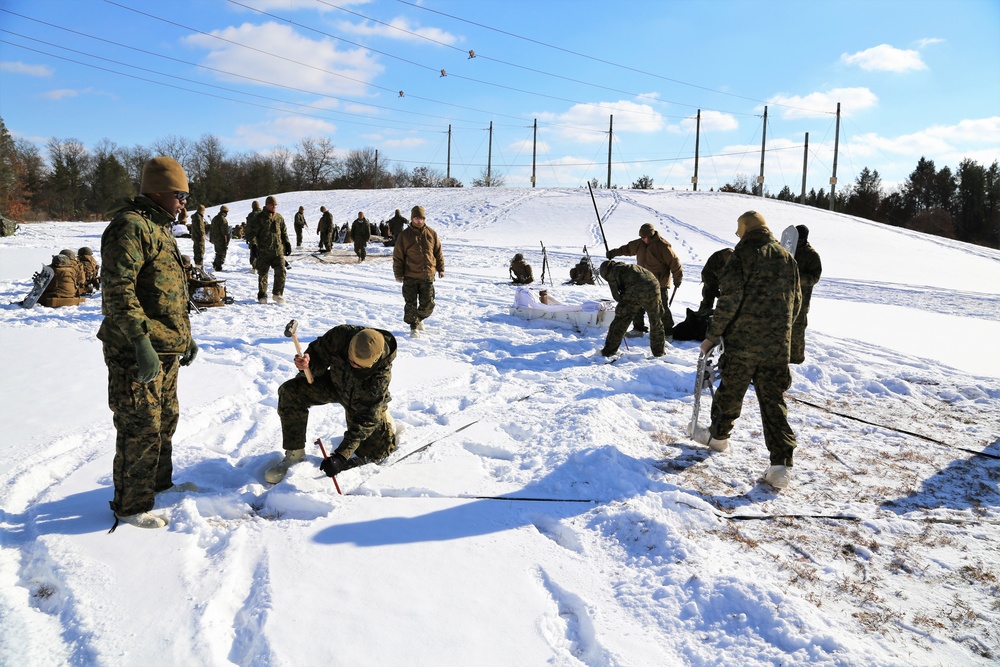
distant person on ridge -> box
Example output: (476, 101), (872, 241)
(393, 205), (444, 336)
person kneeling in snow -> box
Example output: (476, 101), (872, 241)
(265, 325), (398, 483)
(509, 253), (534, 284)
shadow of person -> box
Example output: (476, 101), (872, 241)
(880, 437), (1000, 515)
(4, 487), (115, 541)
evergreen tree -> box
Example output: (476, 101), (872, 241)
(44, 138), (90, 220)
(87, 144), (132, 219)
(846, 167), (882, 221)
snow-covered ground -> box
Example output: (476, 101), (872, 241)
(1, 188), (998, 666)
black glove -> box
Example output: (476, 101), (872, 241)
(319, 453), (349, 477)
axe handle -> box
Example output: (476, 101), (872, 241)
(291, 333), (314, 383)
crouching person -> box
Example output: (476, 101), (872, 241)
(265, 326), (398, 483)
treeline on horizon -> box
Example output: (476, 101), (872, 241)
(1, 116), (997, 249)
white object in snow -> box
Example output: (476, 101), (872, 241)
(509, 287), (614, 332)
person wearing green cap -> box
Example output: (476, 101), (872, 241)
(264, 325), (398, 483)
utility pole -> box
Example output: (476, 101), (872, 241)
(531, 118), (537, 188)
(447, 124), (452, 185)
(487, 121), (493, 187)
(606, 114), (613, 189)
(800, 132), (809, 204)
(757, 106), (767, 197)
(374, 149), (379, 190)
(830, 102), (841, 211)
(692, 109), (701, 192)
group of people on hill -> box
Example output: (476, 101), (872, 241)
(34, 247), (101, 307)
(91, 153), (824, 529)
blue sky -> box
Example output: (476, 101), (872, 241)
(1, 0), (998, 193)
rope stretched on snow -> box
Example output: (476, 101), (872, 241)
(788, 394), (999, 460)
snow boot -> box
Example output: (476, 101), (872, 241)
(257, 295), (268, 305)
(264, 448), (306, 484)
(763, 465), (790, 490)
(161, 481), (199, 493)
(114, 511), (168, 529)
(272, 294), (285, 304)
(707, 437), (729, 453)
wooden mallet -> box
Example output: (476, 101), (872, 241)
(284, 319), (313, 384)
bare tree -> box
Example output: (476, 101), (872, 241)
(292, 137), (339, 189)
(472, 167), (505, 187)
(340, 147), (378, 189)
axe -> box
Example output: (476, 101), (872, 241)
(284, 319), (314, 384)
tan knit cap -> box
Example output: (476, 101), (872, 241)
(411, 205), (425, 219)
(265, 195), (277, 206)
(639, 223), (655, 238)
(140, 156), (188, 194)
(348, 329), (385, 369)
(737, 210), (767, 237)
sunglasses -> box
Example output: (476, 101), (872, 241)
(174, 191), (190, 203)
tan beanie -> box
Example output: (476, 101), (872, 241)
(252, 200), (260, 210)
(348, 329), (385, 369)
(639, 223), (655, 238)
(140, 156), (188, 194)
(411, 205), (425, 219)
(737, 210), (767, 237)
(265, 195), (277, 207)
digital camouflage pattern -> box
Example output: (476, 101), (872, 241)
(246, 206), (261, 269)
(600, 261), (666, 357)
(698, 247), (733, 313)
(98, 195), (191, 516)
(190, 211), (207, 265)
(401, 277), (435, 326)
(318, 210), (334, 251)
(251, 210), (290, 298)
(294, 210), (308, 247)
(704, 226), (801, 466)
(791, 241), (822, 364)
(209, 210), (230, 270)
(278, 325), (398, 461)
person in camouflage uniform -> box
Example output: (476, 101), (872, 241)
(39, 253), (83, 303)
(209, 205), (230, 271)
(697, 247), (733, 314)
(78, 246), (100, 292)
(317, 206), (334, 252)
(509, 253), (534, 284)
(569, 257), (595, 285)
(607, 223), (683, 337)
(699, 210), (801, 490)
(263, 325), (398, 483)
(387, 208), (407, 244)
(98, 156), (198, 529)
(245, 200), (262, 272)
(190, 204), (207, 266)
(251, 195), (291, 304)
(790, 225), (822, 364)
(598, 260), (666, 357)
(393, 205), (445, 335)
(294, 205), (308, 248)
(351, 211), (371, 262)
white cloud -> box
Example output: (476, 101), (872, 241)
(0, 61), (53, 77)
(676, 110), (739, 133)
(41, 89), (79, 100)
(539, 100), (665, 144)
(846, 117), (1000, 160)
(917, 37), (944, 49)
(382, 137), (427, 149)
(232, 115), (338, 148)
(841, 44), (927, 72)
(336, 17), (460, 45)
(229, 0), (370, 12)
(769, 88), (878, 119)
(184, 22), (384, 97)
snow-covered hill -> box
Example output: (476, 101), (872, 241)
(1, 188), (998, 666)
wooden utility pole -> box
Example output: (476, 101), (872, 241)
(606, 115), (613, 189)
(447, 124), (452, 184)
(531, 119), (537, 187)
(830, 102), (841, 210)
(692, 109), (701, 192)
(757, 106), (767, 197)
(800, 132), (809, 204)
(374, 149), (379, 190)
(487, 121), (493, 187)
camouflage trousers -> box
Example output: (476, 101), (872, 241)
(193, 239), (204, 266)
(104, 344), (180, 516)
(212, 241), (228, 270)
(257, 254), (287, 299)
(710, 355), (796, 466)
(402, 277), (435, 326)
(354, 240), (367, 261)
(319, 233), (333, 252)
(633, 286), (675, 334)
(295, 228), (304, 247)
(602, 290), (666, 357)
(790, 310), (809, 364)
(249, 244), (258, 270)
(277, 373), (396, 462)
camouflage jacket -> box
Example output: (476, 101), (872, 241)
(304, 325), (397, 458)
(190, 212), (207, 245)
(393, 223), (444, 280)
(794, 241), (822, 313)
(318, 211), (334, 235)
(701, 247), (733, 288)
(607, 231), (683, 289)
(294, 211), (308, 231)
(209, 212), (230, 245)
(98, 195), (191, 354)
(603, 260), (659, 303)
(245, 209), (260, 244)
(706, 227), (801, 364)
(252, 210), (290, 259)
